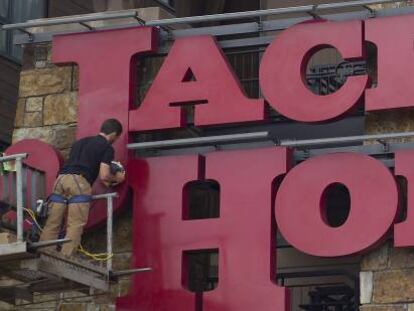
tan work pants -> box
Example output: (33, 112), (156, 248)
(39, 174), (92, 257)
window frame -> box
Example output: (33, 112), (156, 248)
(0, 0), (48, 63)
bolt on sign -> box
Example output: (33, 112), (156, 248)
(6, 14), (414, 311)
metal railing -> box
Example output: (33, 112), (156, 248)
(0, 0), (398, 40)
(0, 153), (28, 242)
(92, 192), (117, 273)
(278, 131), (414, 148)
(0, 153), (117, 273)
(2, 11), (140, 34)
(127, 131), (414, 151)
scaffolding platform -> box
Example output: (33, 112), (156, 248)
(0, 151), (151, 307)
(0, 241), (111, 305)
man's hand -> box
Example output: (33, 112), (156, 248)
(109, 170), (126, 187)
(115, 170), (126, 183)
(99, 162), (126, 188)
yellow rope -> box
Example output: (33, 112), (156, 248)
(24, 208), (43, 232)
(23, 207), (113, 261)
(78, 244), (113, 261)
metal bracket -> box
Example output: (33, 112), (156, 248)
(161, 25), (175, 41)
(308, 5), (322, 19)
(257, 20), (264, 32)
(79, 22), (94, 31)
(133, 12), (146, 25)
(363, 5), (377, 17)
(111, 267), (152, 278)
(16, 28), (34, 42)
(301, 149), (311, 159)
(377, 139), (390, 152)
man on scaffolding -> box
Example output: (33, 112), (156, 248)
(39, 119), (126, 257)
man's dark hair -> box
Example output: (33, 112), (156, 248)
(100, 119), (123, 136)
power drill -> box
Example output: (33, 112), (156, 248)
(110, 161), (125, 175)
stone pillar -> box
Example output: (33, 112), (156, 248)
(14, 44), (77, 159)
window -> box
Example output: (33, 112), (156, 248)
(0, 0), (47, 61)
(155, 0), (175, 12)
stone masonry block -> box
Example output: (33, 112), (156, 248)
(361, 243), (389, 271)
(14, 99), (26, 128)
(44, 92), (78, 125)
(361, 271), (374, 304)
(26, 97), (44, 112)
(19, 67), (72, 97)
(373, 269), (414, 303)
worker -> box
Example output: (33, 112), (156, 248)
(39, 119), (126, 257)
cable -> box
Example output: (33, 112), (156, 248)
(23, 207), (113, 261)
(78, 244), (113, 261)
(24, 208), (43, 232)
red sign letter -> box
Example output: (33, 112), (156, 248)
(117, 148), (291, 311)
(394, 150), (414, 247)
(275, 153), (398, 257)
(52, 27), (158, 228)
(260, 20), (368, 122)
(365, 15), (414, 111)
(129, 36), (265, 132)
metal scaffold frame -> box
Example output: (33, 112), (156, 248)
(1, 0), (411, 47)
(0, 153), (151, 306)
(128, 130), (414, 168)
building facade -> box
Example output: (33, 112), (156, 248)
(1, 0), (414, 310)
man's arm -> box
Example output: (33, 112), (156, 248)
(99, 162), (125, 187)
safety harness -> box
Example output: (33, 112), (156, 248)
(49, 193), (92, 204)
(48, 174), (92, 205)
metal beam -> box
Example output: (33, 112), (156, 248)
(12, 5), (414, 46)
(28, 239), (71, 251)
(0, 242), (26, 256)
(4, 0), (393, 32)
(0, 153), (27, 163)
(278, 131), (414, 148)
(2, 11), (138, 31)
(128, 132), (271, 150)
(145, 0), (395, 27)
(128, 131), (414, 151)
(92, 192), (118, 200)
(111, 268), (152, 277)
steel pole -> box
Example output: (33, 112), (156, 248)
(15, 158), (23, 242)
(107, 196), (114, 273)
(0, 153), (27, 163)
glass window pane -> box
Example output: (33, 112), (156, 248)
(0, 0), (9, 19)
(11, 31), (22, 59)
(12, 0), (46, 23)
(0, 30), (7, 53)
(9, 0), (47, 60)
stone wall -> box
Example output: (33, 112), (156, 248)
(14, 44), (77, 160)
(361, 110), (414, 310)
(361, 1), (414, 308)
(360, 241), (414, 311)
